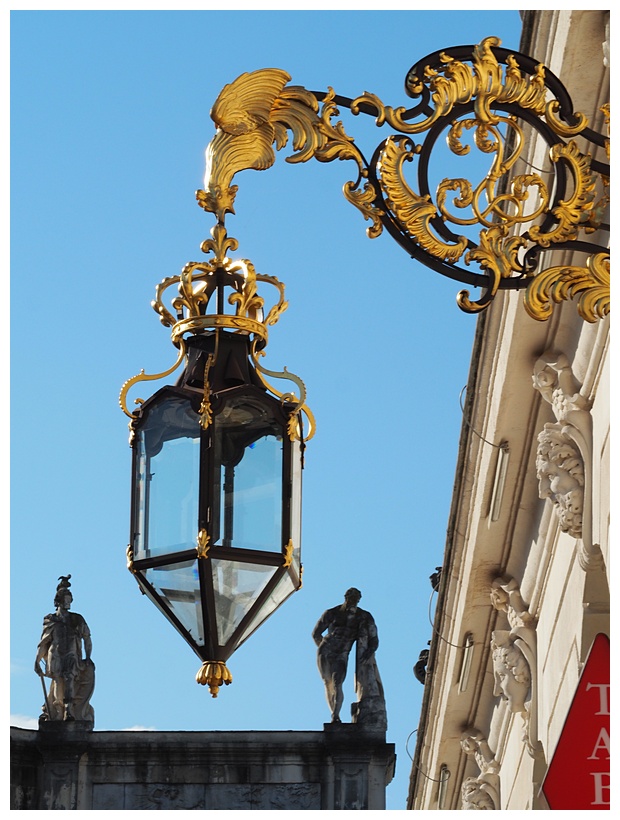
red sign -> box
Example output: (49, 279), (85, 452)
(541, 633), (610, 809)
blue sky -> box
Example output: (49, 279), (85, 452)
(10, 7), (522, 809)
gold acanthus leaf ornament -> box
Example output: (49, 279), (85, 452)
(200, 70), (381, 231)
(524, 253), (610, 323)
(378, 135), (469, 263)
(404, 38), (587, 138)
(458, 225), (526, 313)
(196, 528), (211, 559)
(196, 660), (232, 697)
(526, 141), (597, 248)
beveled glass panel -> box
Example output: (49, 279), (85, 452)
(211, 558), (277, 646)
(212, 395), (283, 550)
(233, 572), (296, 652)
(135, 395), (200, 558)
(144, 559), (205, 646)
(290, 439), (303, 574)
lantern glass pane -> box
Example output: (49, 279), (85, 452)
(144, 559), (205, 645)
(211, 557), (277, 645)
(212, 395), (283, 551)
(233, 571), (296, 652)
(290, 438), (302, 573)
(135, 395), (200, 558)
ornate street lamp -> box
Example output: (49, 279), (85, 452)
(120, 35), (609, 697)
(120, 225), (313, 696)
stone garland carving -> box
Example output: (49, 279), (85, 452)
(460, 728), (500, 810)
(532, 351), (601, 570)
(490, 577), (542, 758)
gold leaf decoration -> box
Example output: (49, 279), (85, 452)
(196, 528), (211, 559)
(524, 253), (610, 322)
(379, 135), (468, 263)
(282, 539), (294, 568)
(458, 226), (526, 313)
(196, 660), (233, 697)
(197, 40), (608, 322)
(527, 141), (597, 248)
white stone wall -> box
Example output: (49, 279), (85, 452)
(409, 10), (609, 810)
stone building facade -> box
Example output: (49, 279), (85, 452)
(408, 10), (610, 811)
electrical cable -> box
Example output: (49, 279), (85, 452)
(459, 385), (505, 449)
(427, 588), (472, 649)
(406, 730), (452, 783)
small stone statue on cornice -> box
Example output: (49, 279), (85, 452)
(413, 648), (430, 684)
(312, 588), (387, 730)
(34, 575), (95, 726)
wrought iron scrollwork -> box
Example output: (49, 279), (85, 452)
(200, 37), (609, 321)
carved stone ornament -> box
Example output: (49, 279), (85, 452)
(490, 577), (542, 757)
(460, 729), (500, 810)
(535, 425), (584, 536)
(34, 576), (95, 727)
(461, 776), (497, 810)
(532, 351), (601, 569)
(491, 630), (531, 715)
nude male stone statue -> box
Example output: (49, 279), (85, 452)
(312, 588), (387, 730)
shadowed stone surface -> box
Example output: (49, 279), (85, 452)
(11, 724), (395, 810)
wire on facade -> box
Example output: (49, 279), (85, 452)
(427, 587), (473, 649)
(459, 385), (505, 449)
(405, 730), (452, 785)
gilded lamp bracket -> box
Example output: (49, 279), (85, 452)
(199, 37), (609, 322)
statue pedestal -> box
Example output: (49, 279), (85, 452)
(38, 718), (94, 735)
(11, 726), (395, 810)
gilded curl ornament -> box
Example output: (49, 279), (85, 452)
(199, 37), (609, 320)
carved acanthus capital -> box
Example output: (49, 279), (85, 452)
(460, 729), (500, 810)
(460, 729), (499, 777)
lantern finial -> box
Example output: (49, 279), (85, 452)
(196, 661), (233, 698)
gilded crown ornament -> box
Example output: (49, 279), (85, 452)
(119, 221), (315, 441)
(197, 37), (609, 321)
